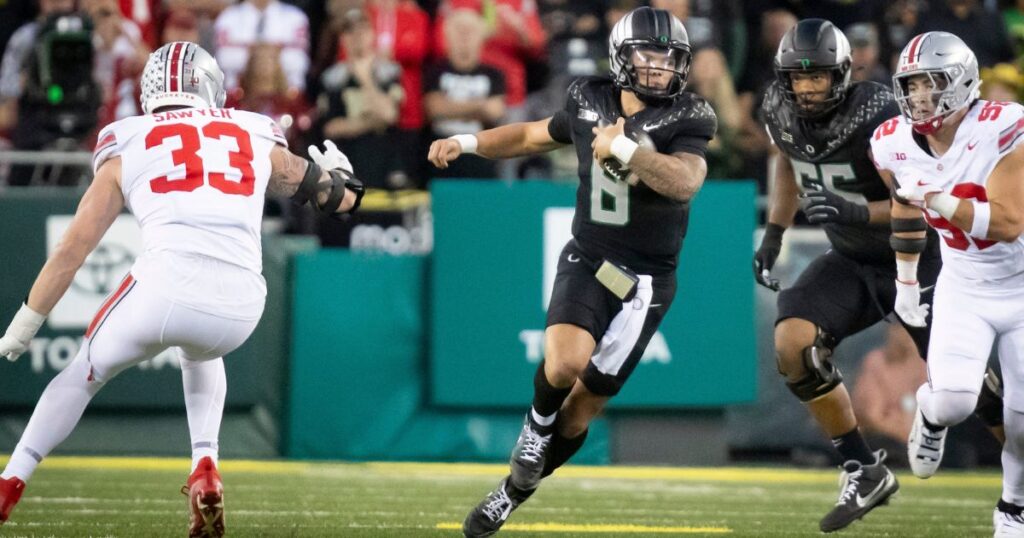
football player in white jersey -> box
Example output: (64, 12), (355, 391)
(871, 32), (1024, 536)
(0, 42), (364, 537)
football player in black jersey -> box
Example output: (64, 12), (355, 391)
(753, 19), (1008, 532)
(429, 7), (716, 537)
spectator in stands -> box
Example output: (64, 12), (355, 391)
(0, 0), (78, 135)
(160, 8), (200, 46)
(688, 47), (742, 179)
(167, 0), (230, 51)
(981, 63), (1024, 103)
(434, 0), (545, 115)
(85, 0), (150, 124)
(604, 0), (638, 28)
(735, 8), (795, 191)
(235, 43), (311, 148)
(912, 0), (1014, 68)
(214, 0), (310, 91)
(883, 0), (922, 67)
(847, 23), (890, 85)
(315, 8), (403, 189)
(851, 324), (927, 467)
(310, 0), (363, 90)
(366, 0), (429, 185)
(425, 8), (505, 180)
(116, 0), (161, 48)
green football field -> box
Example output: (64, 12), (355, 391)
(0, 456), (1001, 537)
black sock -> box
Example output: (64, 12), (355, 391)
(540, 428), (588, 478)
(831, 427), (874, 465)
(999, 499), (1024, 515)
(530, 361), (571, 428)
(922, 414), (946, 433)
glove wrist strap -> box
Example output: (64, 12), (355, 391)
(896, 258), (919, 285)
(8, 302), (45, 342)
(927, 192), (959, 220)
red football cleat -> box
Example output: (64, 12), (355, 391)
(181, 457), (224, 537)
(0, 476), (25, 525)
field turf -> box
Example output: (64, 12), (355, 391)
(0, 456), (1000, 537)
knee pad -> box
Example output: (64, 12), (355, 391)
(975, 367), (1005, 428)
(923, 389), (979, 427)
(783, 328), (842, 402)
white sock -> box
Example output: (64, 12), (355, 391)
(180, 356), (226, 472)
(530, 407), (556, 427)
(2, 354), (103, 482)
(1002, 408), (1024, 505)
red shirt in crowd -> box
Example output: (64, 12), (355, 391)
(433, 0), (546, 107)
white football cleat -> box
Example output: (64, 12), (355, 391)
(994, 503), (1024, 537)
(908, 409), (947, 479)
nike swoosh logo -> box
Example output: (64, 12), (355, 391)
(855, 473), (894, 508)
(967, 141), (978, 150)
(921, 285), (935, 293)
(642, 121), (664, 132)
(567, 254), (580, 263)
(916, 180), (928, 186)
(650, 303), (662, 308)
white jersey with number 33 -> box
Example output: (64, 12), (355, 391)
(92, 107), (287, 318)
(871, 100), (1024, 284)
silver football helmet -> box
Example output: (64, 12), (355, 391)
(140, 41), (226, 114)
(893, 32), (980, 135)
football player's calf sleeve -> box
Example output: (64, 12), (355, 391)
(540, 429), (589, 479)
(1002, 408), (1024, 505)
(181, 357), (226, 470)
(532, 361), (572, 418)
(4, 355), (101, 481)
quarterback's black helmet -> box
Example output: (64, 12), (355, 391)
(609, 7), (691, 100)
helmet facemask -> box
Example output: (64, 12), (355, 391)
(776, 64), (850, 119)
(894, 70), (963, 135)
(612, 38), (691, 101)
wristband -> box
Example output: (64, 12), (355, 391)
(450, 134), (478, 155)
(896, 258), (919, 284)
(969, 200), (991, 240)
(610, 134), (639, 164)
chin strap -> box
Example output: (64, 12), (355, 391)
(912, 115), (944, 136)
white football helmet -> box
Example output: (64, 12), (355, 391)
(140, 41), (226, 114)
(893, 32), (980, 135)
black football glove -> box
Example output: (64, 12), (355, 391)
(753, 223), (785, 292)
(799, 189), (870, 225)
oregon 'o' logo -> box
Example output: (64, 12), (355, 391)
(71, 242), (135, 296)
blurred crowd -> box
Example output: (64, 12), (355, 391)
(3, 0), (1024, 190)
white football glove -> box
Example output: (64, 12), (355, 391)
(0, 303), (46, 362)
(894, 280), (930, 328)
(895, 167), (943, 209)
(308, 140), (354, 175)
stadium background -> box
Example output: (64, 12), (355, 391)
(0, 0), (1017, 472)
